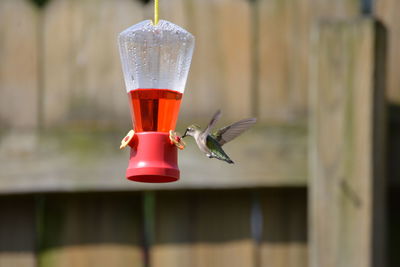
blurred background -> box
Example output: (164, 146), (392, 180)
(0, 0), (398, 266)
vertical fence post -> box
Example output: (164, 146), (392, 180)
(309, 18), (386, 267)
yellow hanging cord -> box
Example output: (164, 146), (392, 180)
(153, 0), (159, 25)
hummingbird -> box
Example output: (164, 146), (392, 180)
(182, 110), (257, 164)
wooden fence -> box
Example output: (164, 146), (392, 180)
(0, 0), (395, 266)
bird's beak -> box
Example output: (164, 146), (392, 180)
(182, 129), (188, 138)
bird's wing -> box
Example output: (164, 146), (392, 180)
(201, 110), (222, 138)
(212, 117), (257, 145)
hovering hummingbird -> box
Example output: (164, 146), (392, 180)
(182, 110), (257, 164)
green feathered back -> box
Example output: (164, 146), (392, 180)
(206, 136), (234, 164)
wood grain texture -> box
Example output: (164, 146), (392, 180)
(42, 0), (144, 127)
(151, 190), (255, 267)
(150, 191), (196, 267)
(193, 191), (255, 267)
(0, 195), (36, 267)
(0, 0), (39, 129)
(375, 0), (400, 103)
(41, 0), (251, 127)
(179, 0), (253, 123)
(257, 0), (360, 123)
(0, 125), (307, 193)
(260, 189), (307, 267)
(309, 18), (386, 267)
(38, 193), (144, 267)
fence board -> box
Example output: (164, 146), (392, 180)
(309, 18), (386, 267)
(151, 191), (255, 267)
(194, 191), (254, 267)
(375, 0), (400, 103)
(42, 0), (252, 127)
(180, 0), (252, 122)
(43, 0), (144, 127)
(257, 0), (360, 123)
(0, 125), (307, 194)
(150, 192), (194, 267)
(38, 193), (144, 267)
(42, 0), (73, 127)
(0, 195), (36, 267)
(260, 189), (307, 267)
(0, 0), (39, 129)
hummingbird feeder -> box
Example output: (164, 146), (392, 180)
(118, 13), (195, 183)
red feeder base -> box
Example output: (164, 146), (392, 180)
(126, 132), (179, 183)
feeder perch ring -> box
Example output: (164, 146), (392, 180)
(169, 130), (186, 150)
(120, 130), (135, 149)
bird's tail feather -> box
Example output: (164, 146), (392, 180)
(223, 157), (234, 164)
